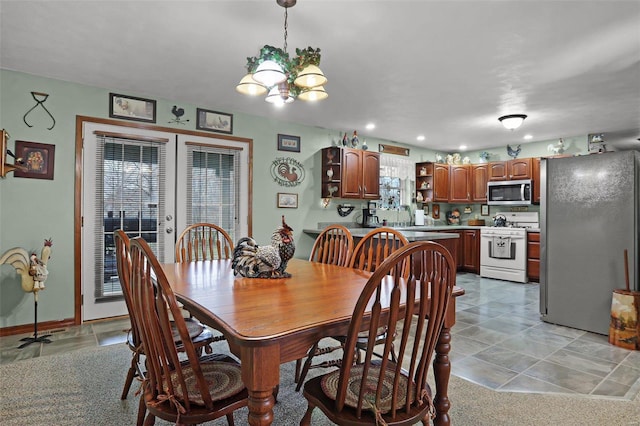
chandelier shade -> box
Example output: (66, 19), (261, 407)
(297, 85), (328, 101)
(237, 0), (327, 105)
(235, 74), (268, 96)
(265, 84), (295, 105)
(252, 60), (287, 87)
(498, 114), (527, 130)
(294, 64), (327, 88)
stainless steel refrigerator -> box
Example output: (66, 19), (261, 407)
(540, 150), (639, 335)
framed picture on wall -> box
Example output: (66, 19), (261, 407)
(13, 141), (55, 180)
(481, 204), (490, 216)
(277, 193), (298, 208)
(109, 93), (156, 123)
(196, 108), (233, 134)
(277, 134), (301, 152)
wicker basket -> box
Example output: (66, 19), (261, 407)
(468, 219), (485, 226)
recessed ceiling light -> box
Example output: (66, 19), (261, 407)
(459, 145), (467, 151)
(523, 134), (533, 140)
(416, 135), (425, 141)
(365, 123), (375, 130)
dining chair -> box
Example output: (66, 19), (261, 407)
(175, 223), (234, 262)
(295, 227), (408, 391)
(129, 236), (248, 426)
(300, 241), (456, 425)
(114, 230), (215, 404)
(295, 225), (354, 388)
(308, 224), (354, 267)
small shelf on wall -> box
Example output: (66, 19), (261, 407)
(1, 129), (23, 178)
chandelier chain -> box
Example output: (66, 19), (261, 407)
(283, 7), (288, 54)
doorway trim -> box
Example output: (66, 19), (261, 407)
(73, 115), (253, 325)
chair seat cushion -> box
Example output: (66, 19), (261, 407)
(320, 364), (414, 414)
(171, 318), (204, 342)
(169, 361), (244, 405)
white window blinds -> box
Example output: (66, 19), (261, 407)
(185, 143), (241, 243)
(94, 133), (167, 300)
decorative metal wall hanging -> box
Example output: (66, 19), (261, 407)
(270, 157), (305, 187)
(169, 105), (189, 125)
(23, 92), (56, 130)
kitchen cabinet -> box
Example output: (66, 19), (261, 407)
(433, 163), (449, 202)
(321, 147), (380, 199)
(462, 229), (480, 273)
(471, 164), (489, 202)
(445, 164), (488, 203)
(442, 230), (463, 269)
(449, 164), (472, 203)
(527, 231), (540, 282)
(489, 158), (532, 181)
(415, 162), (448, 203)
(532, 157), (541, 203)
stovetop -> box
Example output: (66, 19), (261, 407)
(490, 211), (539, 229)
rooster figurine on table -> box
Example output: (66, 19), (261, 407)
(232, 216), (295, 278)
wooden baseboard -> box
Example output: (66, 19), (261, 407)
(0, 318), (77, 337)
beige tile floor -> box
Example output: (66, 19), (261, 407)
(1, 273), (639, 401)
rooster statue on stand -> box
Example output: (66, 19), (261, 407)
(232, 216), (295, 278)
(0, 238), (53, 348)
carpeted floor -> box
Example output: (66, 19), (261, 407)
(1, 341), (639, 425)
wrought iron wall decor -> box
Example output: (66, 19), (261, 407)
(23, 92), (56, 130)
(270, 157), (305, 187)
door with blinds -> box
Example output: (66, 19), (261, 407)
(82, 122), (249, 321)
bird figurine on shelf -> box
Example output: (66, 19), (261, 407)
(507, 144), (521, 159)
(0, 238), (53, 293)
(547, 138), (565, 155)
(232, 216), (295, 278)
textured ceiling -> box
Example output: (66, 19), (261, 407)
(1, 0), (639, 152)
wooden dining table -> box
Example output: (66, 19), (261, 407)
(161, 258), (465, 426)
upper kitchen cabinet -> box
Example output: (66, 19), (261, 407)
(449, 163), (488, 203)
(488, 158), (532, 181)
(532, 157), (541, 203)
(433, 163), (449, 202)
(449, 164), (472, 203)
(471, 163), (489, 202)
(321, 147), (380, 199)
(416, 162), (448, 202)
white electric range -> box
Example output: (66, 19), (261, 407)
(480, 212), (539, 283)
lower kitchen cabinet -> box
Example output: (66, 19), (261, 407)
(527, 232), (540, 281)
(434, 234), (459, 269)
(462, 230), (480, 274)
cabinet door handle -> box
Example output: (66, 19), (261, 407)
(359, 185), (362, 194)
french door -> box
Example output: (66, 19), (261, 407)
(81, 121), (249, 321)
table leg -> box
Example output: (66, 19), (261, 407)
(241, 345), (280, 426)
(433, 296), (456, 426)
(433, 325), (452, 426)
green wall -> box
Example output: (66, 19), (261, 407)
(0, 69), (589, 328)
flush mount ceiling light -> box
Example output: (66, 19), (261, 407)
(236, 0), (327, 106)
(498, 114), (527, 130)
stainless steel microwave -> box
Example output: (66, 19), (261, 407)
(487, 179), (532, 205)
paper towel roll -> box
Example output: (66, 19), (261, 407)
(415, 209), (425, 226)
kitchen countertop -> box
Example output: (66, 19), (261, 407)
(303, 227), (460, 242)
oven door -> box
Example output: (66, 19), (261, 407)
(480, 228), (528, 279)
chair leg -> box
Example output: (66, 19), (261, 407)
(226, 412), (235, 426)
(295, 358), (302, 383)
(137, 394), (149, 426)
(300, 403), (314, 425)
(121, 364), (137, 399)
(295, 342), (319, 391)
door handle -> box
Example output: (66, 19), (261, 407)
(166, 227), (173, 234)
